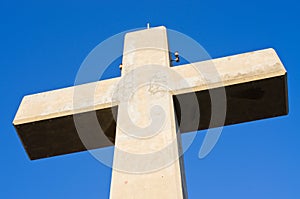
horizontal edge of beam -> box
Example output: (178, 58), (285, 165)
(13, 77), (120, 125)
(171, 48), (286, 95)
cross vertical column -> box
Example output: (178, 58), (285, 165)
(109, 26), (187, 199)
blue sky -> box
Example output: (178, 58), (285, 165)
(0, 0), (299, 198)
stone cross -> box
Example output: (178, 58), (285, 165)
(13, 26), (288, 199)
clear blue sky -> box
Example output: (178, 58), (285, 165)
(0, 0), (299, 198)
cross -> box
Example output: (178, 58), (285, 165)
(13, 26), (288, 198)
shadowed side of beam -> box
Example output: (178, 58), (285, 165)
(15, 107), (117, 160)
(173, 74), (288, 133)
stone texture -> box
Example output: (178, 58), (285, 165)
(110, 26), (187, 199)
(171, 48), (286, 94)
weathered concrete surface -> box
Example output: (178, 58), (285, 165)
(110, 26), (187, 199)
(171, 48), (286, 94)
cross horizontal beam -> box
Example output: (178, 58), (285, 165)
(13, 48), (288, 160)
